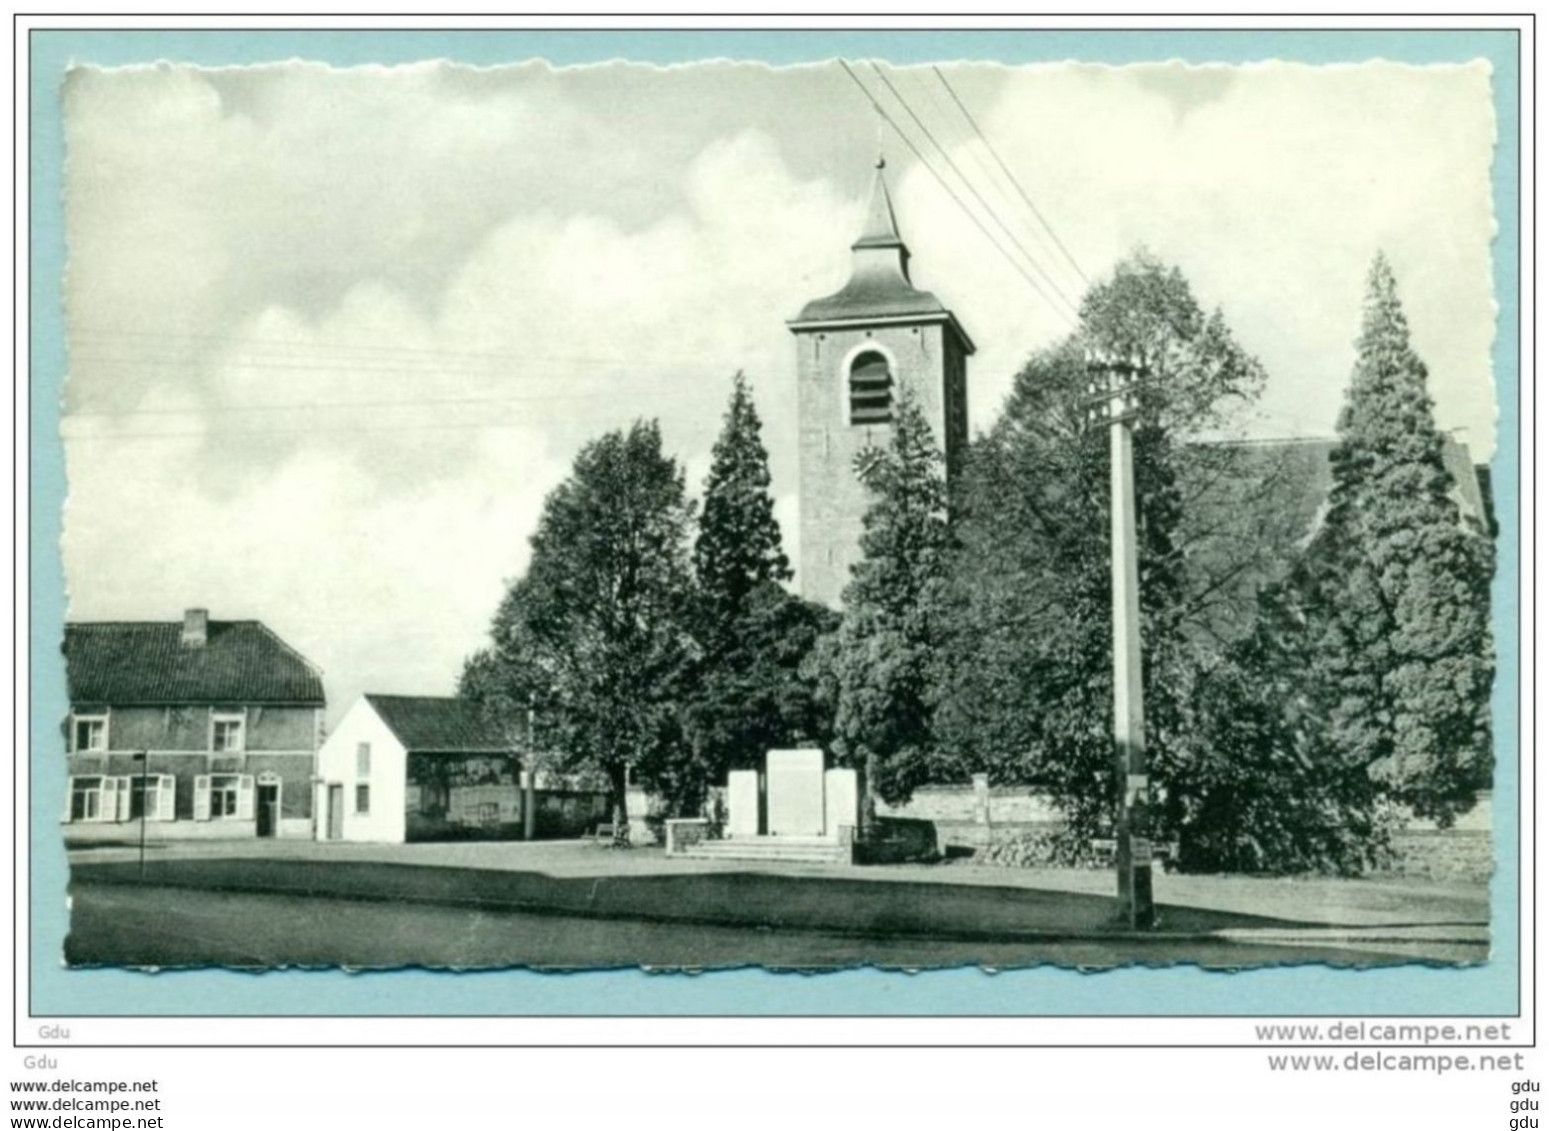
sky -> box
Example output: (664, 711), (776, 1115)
(59, 56), (1498, 722)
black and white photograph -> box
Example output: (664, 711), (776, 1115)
(56, 52), (1500, 972)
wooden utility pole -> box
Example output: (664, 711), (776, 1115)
(1086, 348), (1155, 930)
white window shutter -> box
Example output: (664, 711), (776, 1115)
(156, 776), (175, 822)
(193, 775), (212, 821)
(115, 777), (132, 822)
(97, 777), (116, 823)
(62, 777), (75, 822)
(236, 775), (255, 820)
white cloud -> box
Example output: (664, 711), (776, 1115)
(59, 58), (1499, 721)
(892, 61), (1497, 445)
(63, 82), (857, 716)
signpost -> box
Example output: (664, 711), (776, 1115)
(1085, 348), (1156, 931)
(132, 751), (148, 880)
(523, 697), (537, 842)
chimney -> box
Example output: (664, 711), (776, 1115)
(181, 608), (209, 648)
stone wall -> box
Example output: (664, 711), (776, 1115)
(1379, 830), (1493, 884)
(881, 783), (1493, 879)
(877, 781), (1062, 851)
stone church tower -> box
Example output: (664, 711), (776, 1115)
(787, 159), (975, 608)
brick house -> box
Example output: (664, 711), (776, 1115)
(62, 609), (325, 841)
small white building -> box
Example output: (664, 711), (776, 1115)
(315, 694), (519, 844)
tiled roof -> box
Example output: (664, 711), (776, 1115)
(365, 694), (513, 754)
(65, 621), (324, 706)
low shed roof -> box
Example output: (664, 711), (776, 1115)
(364, 694), (513, 755)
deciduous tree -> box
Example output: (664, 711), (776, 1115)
(462, 420), (696, 827)
(935, 251), (1330, 862)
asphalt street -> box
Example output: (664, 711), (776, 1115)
(67, 882), (1453, 971)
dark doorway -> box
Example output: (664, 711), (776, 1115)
(256, 782), (280, 838)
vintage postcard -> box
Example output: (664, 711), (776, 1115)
(53, 44), (1502, 975)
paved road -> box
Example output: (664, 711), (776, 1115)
(68, 883), (1449, 971)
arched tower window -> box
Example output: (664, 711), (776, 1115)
(848, 350), (893, 425)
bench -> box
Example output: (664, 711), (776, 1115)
(593, 822), (631, 847)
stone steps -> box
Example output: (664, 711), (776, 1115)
(681, 837), (852, 865)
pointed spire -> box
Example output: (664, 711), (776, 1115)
(854, 155), (905, 251)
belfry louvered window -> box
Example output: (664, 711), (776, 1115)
(849, 351), (893, 425)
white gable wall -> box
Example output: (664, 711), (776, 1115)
(314, 697), (407, 843)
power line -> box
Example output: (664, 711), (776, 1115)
(70, 327), (674, 369)
(67, 353), (716, 384)
(61, 395), (718, 442)
(866, 60), (1082, 320)
(63, 383), (694, 420)
(910, 68), (1087, 300)
(62, 418), (571, 443)
(933, 64), (1091, 289)
(65, 401), (1341, 445)
(837, 58), (1078, 330)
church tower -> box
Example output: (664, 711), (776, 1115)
(788, 159), (975, 608)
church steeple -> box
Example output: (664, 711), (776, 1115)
(787, 154), (974, 609)
(850, 157), (910, 281)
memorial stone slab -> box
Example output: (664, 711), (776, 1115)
(972, 773), (991, 825)
(767, 748), (826, 836)
(823, 767), (859, 841)
(726, 770), (761, 838)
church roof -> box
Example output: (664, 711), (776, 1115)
(793, 271), (957, 325)
(790, 159), (974, 352)
(1182, 435), (1491, 645)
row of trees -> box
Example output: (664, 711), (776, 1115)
(464, 251), (1495, 873)
(460, 375), (834, 828)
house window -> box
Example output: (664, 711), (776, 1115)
(71, 714), (107, 753)
(848, 350), (893, 425)
(355, 784), (371, 816)
(69, 776), (106, 822)
(193, 773), (252, 821)
(356, 742), (371, 777)
(211, 713), (245, 753)
(129, 774), (175, 822)
(209, 774), (242, 818)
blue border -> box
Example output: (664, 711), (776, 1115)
(28, 27), (1522, 1019)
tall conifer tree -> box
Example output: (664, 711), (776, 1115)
(1304, 254), (1495, 823)
(694, 371), (791, 622)
(673, 374), (833, 812)
(825, 391), (956, 825)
